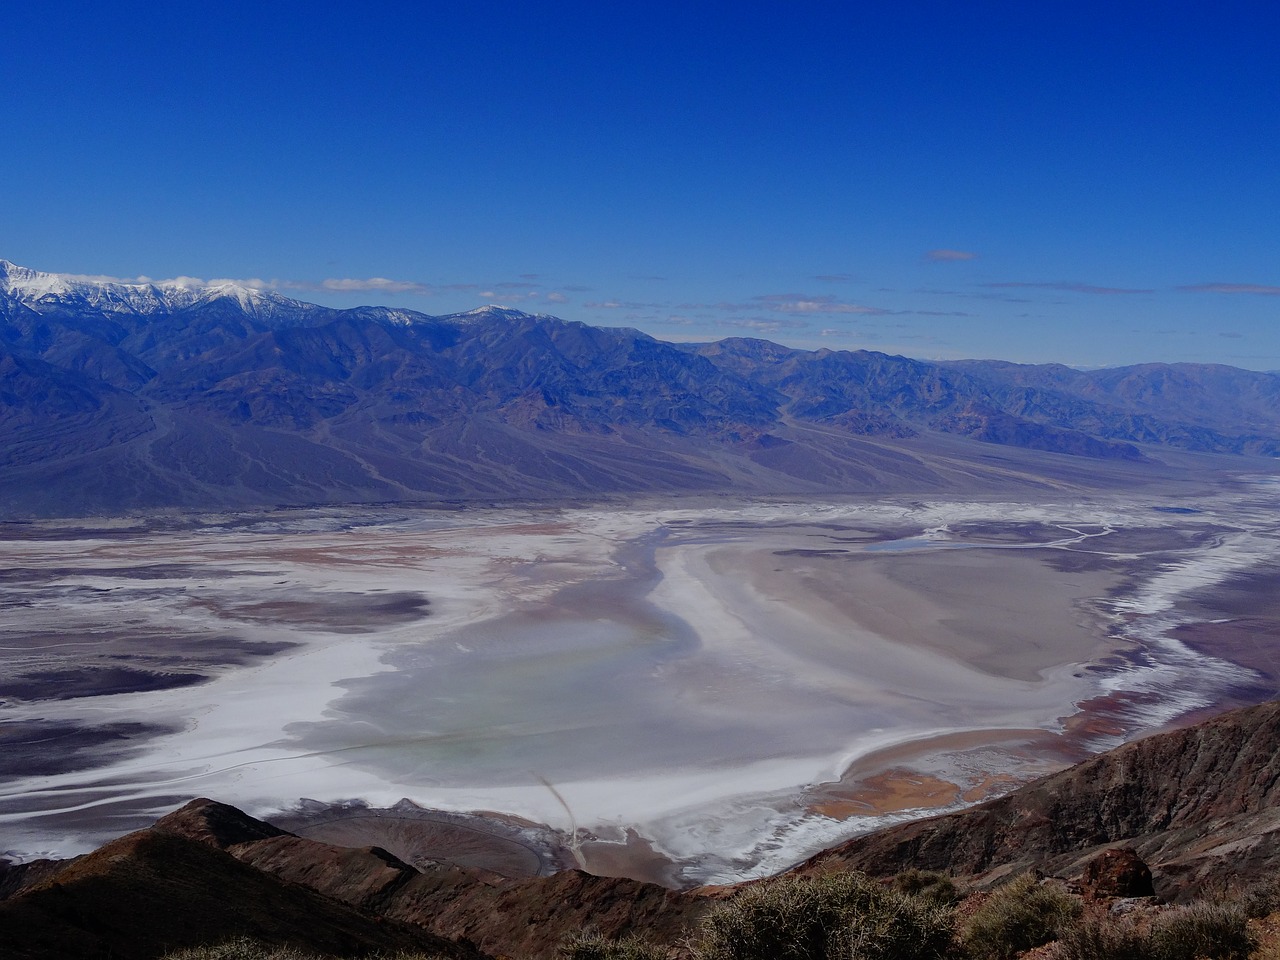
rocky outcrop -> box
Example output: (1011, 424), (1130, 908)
(1080, 848), (1154, 899)
(162, 799), (707, 960)
(0, 825), (488, 960)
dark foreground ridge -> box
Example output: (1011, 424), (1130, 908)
(6, 259), (1280, 515)
(3, 699), (1279, 959)
(793, 697), (1280, 898)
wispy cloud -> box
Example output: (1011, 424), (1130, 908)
(545, 291), (569, 303)
(725, 317), (811, 333)
(813, 273), (853, 282)
(210, 277), (282, 290)
(62, 271), (296, 292)
(753, 293), (887, 315)
(925, 249), (978, 262)
(478, 289), (542, 303)
(1179, 282), (1280, 296)
(320, 277), (433, 294)
(982, 281), (1153, 295)
(585, 299), (667, 310)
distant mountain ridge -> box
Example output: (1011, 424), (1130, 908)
(3, 259), (1278, 515)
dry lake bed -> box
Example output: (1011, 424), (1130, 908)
(3, 478), (1280, 885)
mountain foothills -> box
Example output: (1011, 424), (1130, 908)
(5, 699), (1280, 959)
(4, 260), (1280, 515)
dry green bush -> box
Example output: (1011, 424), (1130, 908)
(1148, 900), (1254, 960)
(163, 940), (448, 960)
(1051, 897), (1255, 960)
(163, 940), (328, 960)
(891, 868), (963, 907)
(694, 871), (953, 960)
(1053, 917), (1153, 960)
(560, 930), (670, 960)
(960, 873), (1081, 960)
(1234, 875), (1280, 920)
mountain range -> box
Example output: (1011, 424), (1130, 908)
(5, 259), (1280, 515)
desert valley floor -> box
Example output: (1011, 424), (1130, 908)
(3, 476), (1280, 886)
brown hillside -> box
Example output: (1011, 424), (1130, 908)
(0, 824), (488, 960)
(793, 698), (1280, 898)
(156, 798), (707, 960)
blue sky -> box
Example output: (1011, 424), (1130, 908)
(5, 2), (1278, 368)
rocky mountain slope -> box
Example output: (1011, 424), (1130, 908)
(5, 260), (1280, 515)
(794, 698), (1280, 900)
(3, 700), (1279, 958)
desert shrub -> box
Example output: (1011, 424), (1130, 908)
(694, 871), (953, 960)
(961, 873), (1082, 960)
(1053, 917), (1153, 960)
(163, 942), (449, 960)
(892, 868), (963, 907)
(1148, 900), (1254, 960)
(1234, 875), (1280, 919)
(163, 938), (327, 960)
(561, 930), (669, 960)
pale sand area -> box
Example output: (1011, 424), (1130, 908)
(2, 487), (1279, 883)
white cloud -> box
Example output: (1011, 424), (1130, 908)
(753, 293), (886, 315)
(209, 277), (280, 290)
(983, 281), (1152, 295)
(320, 277), (433, 295)
(925, 249), (978, 262)
(1180, 282), (1280, 296)
(478, 289), (544, 304)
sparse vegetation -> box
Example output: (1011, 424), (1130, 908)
(891, 868), (963, 907)
(1236, 875), (1280, 919)
(1148, 900), (1254, 960)
(560, 930), (669, 960)
(961, 873), (1081, 960)
(1052, 897), (1255, 960)
(162, 940), (450, 960)
(163, 940), (330, 960)
(154, 878), (1274, 960)
(1054, 917), (1154, 960)
(694, 871), (953, 960)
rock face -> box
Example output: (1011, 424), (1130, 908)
(0, 820), (488, 960)
(7, 259), (1280, 516)
(793, 699), (1280, 899)
(0, 797), (704, 959)
(1080, 848), (1155, 899)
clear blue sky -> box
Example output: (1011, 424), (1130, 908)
(5, 2), (1278, 368)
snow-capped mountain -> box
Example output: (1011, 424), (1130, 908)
(0, 259), (317, 322)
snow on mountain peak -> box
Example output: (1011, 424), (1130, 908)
(0, 260), (301, 317)
(452, 304), (536, 323)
